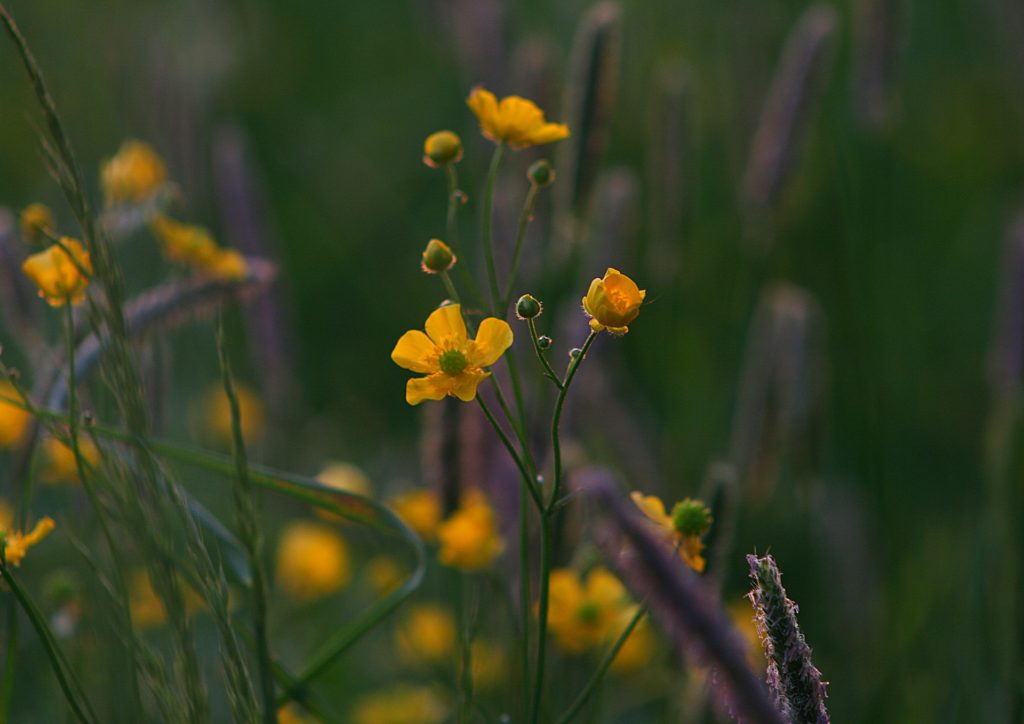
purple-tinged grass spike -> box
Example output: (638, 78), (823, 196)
(582, 469), (785, 724)
(747, 554), (830, 724)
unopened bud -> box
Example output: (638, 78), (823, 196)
(528, 159), (555, 186)
(421, 239), (456, 274)
(569, 347), (582, 360)
(516, 294), (543, 320)
(671, 498), (712, 537)
(537, 336), (552, 350)
(423, 131), (464, 168)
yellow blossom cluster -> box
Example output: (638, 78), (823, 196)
(150, 215), (249, 281)
(1, 516), (56, 567)
(21, 237), (92, 307)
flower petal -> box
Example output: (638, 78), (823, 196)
(469, 318), (513, 368)
(522, 122), (570, 147)
(391, 330), (437, 373)
(406, 374), (449, 406)
(424, 304), (468, 347)
(586, 567), (627, 608)
(630, 492), (672, 530)
(467, 87), (499, 137)
(449, 369), (490, 402)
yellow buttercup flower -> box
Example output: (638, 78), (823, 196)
(277, 704), (316, 724)
(391, 304), (513, 405)
(396, 604), (456, 665)
(546, 567), (630, 654)
(470, 639), (508, 690)
(609, 608), (656, 674)
(128, 569), (207, 629)
(22, 238), (92, 307)
(101, 139), (167, 206)
(19, 203), (54, 244)
(467, 87), (570, 149)
(2, 517), (55, 567)
(436, 489), (504, 571)
(352, 685), (448, 724)
(315, 462), (372, 522)
(582, 268), (645, 334)
(204, 248), (250, 281)
(41, 436), (102, 484)
(389, 488), (442, 541)
(200, 382), (266, 446)
(728, 600), (766, 672)
(275, 522), (351, 602)
(0, 382), (31, 449)
(630, 491), (711, 572)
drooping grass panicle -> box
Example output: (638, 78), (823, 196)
(746, 554), (830, 724)
(740, 4), (838, 220)
(852, 0), (901, 129)
(44, 259), (276, 411)
(583, 469), (785, 724)
(729, 282), (826, 500)
(554, 1), (621, 245)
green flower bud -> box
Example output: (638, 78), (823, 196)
(421, 239), (456, 274)
(537, 335), (553, 350)
(516, 293), (543, 320)
(569, 347), (582, 360)
(423, 131), (463, 168)
(527, 159), (555, 186)
(671, 498), (712, 537)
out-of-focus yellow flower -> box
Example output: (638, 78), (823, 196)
(391, 304), (513, 405)
(470, 639), (508, 690)
(2, 517), (55, 567)
(423, 131), (463, 168)
(204, 249), (249, 281)
(582, 268), (645, 335)
(275, 522), (350, 602)
(128, 569), (206, 629)
(0, 382), (31, 449)
(277, 704), (317, 724)
(101, 139), (167, 206)
(396, 604), (456, 665)
(630, 491), (711, 573)
(201, 383), (266, 446)
(466, 87), (570, 149)
(352, 685), (447, 724)
(389, 488), (442, 542)
(728, 601), (766, 672)
(0, 500), (13, 531)
(546, 567), (630, 654)
(41, 436), (101, 484)
(366, 555), (404, 598)
(150, 214), (218, 266)
(22, 238), (92, 307)
(315, 462), (372, 522)
(436, 489), (504, 571)
(609, 608), (656, 674)
(19, 203), (54, 244)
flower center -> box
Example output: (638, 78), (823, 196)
(576, 601), (601, 625)
(438, 349), (469, 376)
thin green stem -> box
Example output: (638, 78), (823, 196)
(518, 472), (532, 722)
(0, 603), (16, 721)
(440, 271), (461, 305)
(547, 331), (598, 513)
(216, 315), (277, 724)
(481, 143), (506, 314)
(445, 164), (461, 250)
(501, 183), (540, 312)
(529, 513), (552, 724)
(476, 396), (542, 509)
(557, 605), (648, 724)
(527, 319), (563, 388)
(2, 565), (98, 724)
(455, 573), (474, 724)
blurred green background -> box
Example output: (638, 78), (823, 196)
(1, 0), (1023, 721)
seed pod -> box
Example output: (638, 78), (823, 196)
(555, 1), (621, 244)
(852, 0), (901, 129)
(729, 283), (826, 501)
(582, 469), (785, 724)
(747, 554), (830, 724)
(741, 5), (838, 221)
